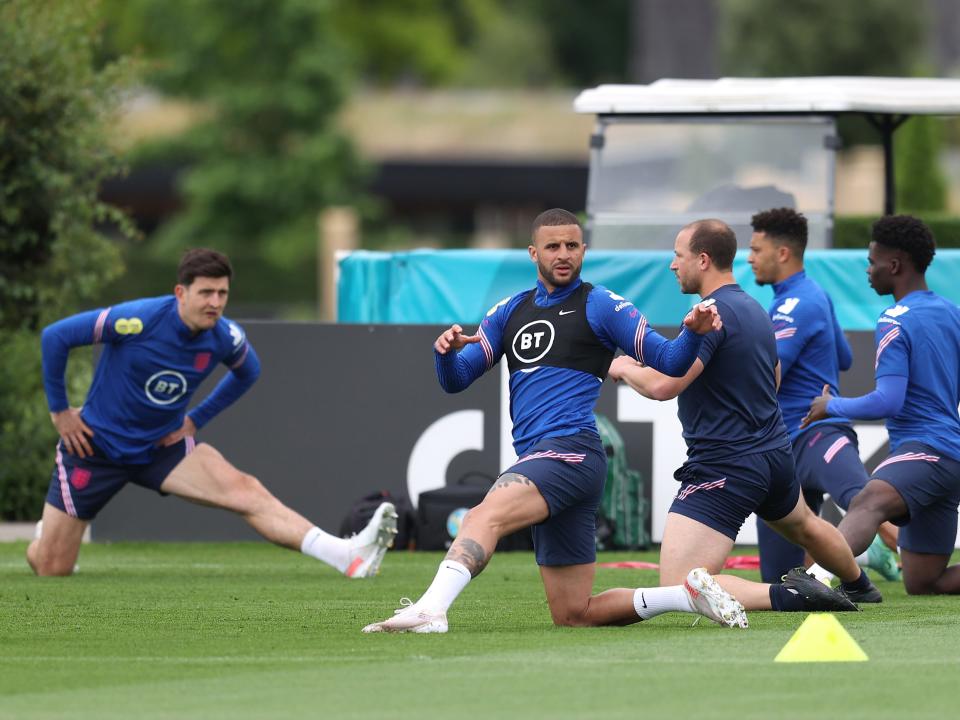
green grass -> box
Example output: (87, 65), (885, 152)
(1, 542), (957, 720)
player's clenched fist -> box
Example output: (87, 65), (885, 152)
(434, 324), (481, 354)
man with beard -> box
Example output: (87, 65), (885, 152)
(804, 215), (960, 596)
(609, 219), (877, 613)
(30, 248), (396, 579)
(362, 208), (750, 633)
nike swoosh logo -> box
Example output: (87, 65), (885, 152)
(641, 592), (648, 609)
(558, 310), (576, 316)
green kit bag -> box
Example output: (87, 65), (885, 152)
(595, 413), (650, 550)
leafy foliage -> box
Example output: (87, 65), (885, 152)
(719, 0), (925, 77)
(895, 116), (948, 213)
(0, 0), (132, 519)
(103, 0), (366, 279)
(326, 0), (629, 88)
(834, 214), (960, 248)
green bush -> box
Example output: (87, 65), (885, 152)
(834, 215), (960, 249)
(107, 0), (366, 289)
(896, 116), (948, 214)
(0, 1), (133, 520)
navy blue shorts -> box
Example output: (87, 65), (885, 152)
(668, 445), (799, 541)
(501, 431), (606, 567)
(45, 438), (196, 521)
(793, 423), (869, 512)
(756, 425), (869, 581)
(871, 441), (960, 555)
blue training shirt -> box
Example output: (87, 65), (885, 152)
(435, 278), (704, 455)
(769, 270), (853, 439)
(41, 295), (260, 464)
(872, 290), (960, 461)
(678, 283), (790, 462)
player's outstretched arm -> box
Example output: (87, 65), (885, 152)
(434, 324), (481, 354)
(638, 300), (718, 378)
(609, 354), (705, 401)
(800, 376), (907, 429)
(434, 323), (492, 393)
(589, 288), (716, 380)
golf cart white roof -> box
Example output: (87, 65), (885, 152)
(574, 77), (960, 115)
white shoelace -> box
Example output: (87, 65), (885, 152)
(394, 597), (415, 614)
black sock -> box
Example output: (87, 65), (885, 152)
(841, 569), (872, 593)
(769, 583), (806, 612)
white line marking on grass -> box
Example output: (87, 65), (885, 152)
(2, 654), (944, 667)
(1, 656), (328, 664)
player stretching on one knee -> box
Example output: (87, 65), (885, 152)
(747, 207), (900, 587)
(611, 219), (879, 613)
(29, 249), (395, 578)
(363, 209), (747, 633)
(804, 215), (960, 596)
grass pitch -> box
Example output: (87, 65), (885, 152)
(1, 542), (958, 719)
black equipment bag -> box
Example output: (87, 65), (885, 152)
(339, 490), (416, 550)
(416, 473), (533, 552)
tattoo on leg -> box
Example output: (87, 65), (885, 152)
(488, 472), (533, 494)
(446, 538), (489, 577)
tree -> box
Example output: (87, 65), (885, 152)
(719, 0), (925, 77)
(719, 0), (928, 148)
(0, 0), (133, 518)
(102, 0), (366, 284)
(896, 116), (948, 213)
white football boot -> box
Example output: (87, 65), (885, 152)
(343, 502), (398, 579)
(683, 567), (748, 628)
(362, 598), (448, 634)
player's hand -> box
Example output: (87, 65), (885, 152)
(800, 383), (833, 429)
(156, 415), (197, 447)
(608, 355), (640, 382)
(683, 299), (722, 335)
(434, 324), (481, 354)
(50, 408), (94, 458)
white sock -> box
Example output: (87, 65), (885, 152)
(300, 526), (350, 572)
(632, 585), (694, 621)
(415, 560), (472, 613)
(855, 550), (870, 566)
(806, 563), (835, 584)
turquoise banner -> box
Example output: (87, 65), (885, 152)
(338, 249), (960, 330)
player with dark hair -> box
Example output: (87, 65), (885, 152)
(804, 215), (960, 596)
(363, 209), (751, 633)
(29, 248), (396, 578)
(748, 208), (900, 585)
(610, 219), (879, 612)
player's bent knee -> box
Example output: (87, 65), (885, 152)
(32, 554), (76, 577)
(550, 609), (589, 627)
(904, 579), (937, 595)
(547, 599), (593, 627)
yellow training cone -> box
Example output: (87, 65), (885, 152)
(774, 613), (868, 663)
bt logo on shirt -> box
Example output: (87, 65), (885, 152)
(511, 320), (555, 363)
(145, 370), (189, 405)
